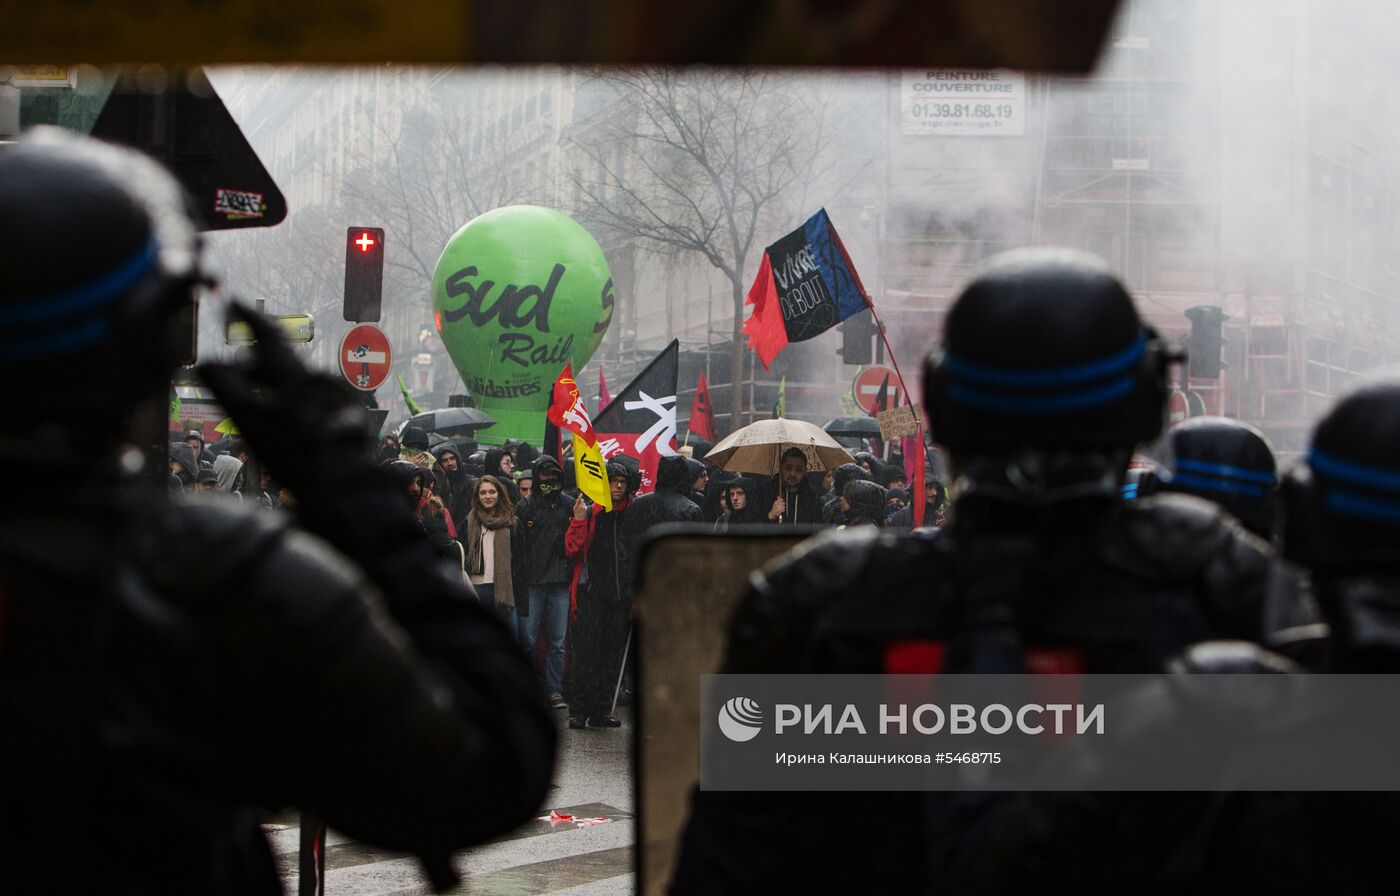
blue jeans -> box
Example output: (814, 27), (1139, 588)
(517, 583), (569, 696)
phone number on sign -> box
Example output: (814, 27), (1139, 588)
(908, 103), (1015, 120)
(935, 752), (1002, 764)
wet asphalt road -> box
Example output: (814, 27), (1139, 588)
(270, 707), (635, 895)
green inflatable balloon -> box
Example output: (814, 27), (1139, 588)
(432, 206), (614, 445)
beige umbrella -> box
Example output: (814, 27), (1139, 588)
(703, 418), (855, 474)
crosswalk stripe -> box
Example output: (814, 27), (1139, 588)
(380, 846), (633, 896)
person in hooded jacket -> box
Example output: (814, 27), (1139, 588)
(432, 443), (476, 532)
(714, 477), (768, 532)
(703, 470), (741, 523)
(168, 441), (199, 492)
(622, 455), (703, 632)
(515, 455), (572, 708)
(564, 461), (637, 728)
(767, 448), (824, 526)
(685, 457), (709, 511)
(484, 447), (519, 502)
(889, 476), (948, 529)
(853, 450), (880, 480)
(822, 462), (873, 525)
(398, 427), (435, 472)
(385, 460), (458, 561)
(885, 488), (909, 524)
(212, 454), (243, 497)
(626, 455), (703, 538)
(840, 480), (888, 527)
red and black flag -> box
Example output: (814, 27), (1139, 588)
(743, 208), (870, 370)
(871, 372), (891, 416)
(594, 340), (680, 496)
(869, 372), (890, 453)
(689, 371), (717, 443)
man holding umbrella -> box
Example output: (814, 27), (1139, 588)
(706, 418), (852, 526)
(767, 448), (823, 525)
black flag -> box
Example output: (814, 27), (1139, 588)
(594, 340), (680, 496)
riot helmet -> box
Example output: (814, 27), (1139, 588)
(1282, 379), (1400, 575)
(0, 128), (206, 453)
(1160, 417), (1278, 539)
(923, 249), (1177, 504)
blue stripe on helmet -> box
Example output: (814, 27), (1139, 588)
(0, 316), (111, 362)
(946, 374), (1136, 415)
(1174, 457), (1276, 485)
(1170, 472), (1266, 498)
(1310, 449), (1400, 494)
(1325, 488), (1400, 525)
(0, 237), (158, 327)
(942, 331), (1148, 389)
(940, 372), (1136, 414)
(1121, 483), (1140, 500)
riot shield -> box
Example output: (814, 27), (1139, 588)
(633, 524), (817, 895)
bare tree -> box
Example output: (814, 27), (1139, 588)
(207, 73), (539, 365)
(567, 68), (848, 426)
(336, 80), (527, 300)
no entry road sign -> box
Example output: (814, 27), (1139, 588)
(852, 364), (902, 414)
(340, 323), (392, 391)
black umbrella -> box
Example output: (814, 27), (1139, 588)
(404, 407), (496, 438)
(681, 435), (714, 459)
(823, 417), (882, 438)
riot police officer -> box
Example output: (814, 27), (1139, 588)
(964, 378), (1400, 895)
(0, 128), (554, 894)
(671, 248), (1272, 894)
(1150, 416), (1280, 540)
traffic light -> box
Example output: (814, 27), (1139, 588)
(840, 309), (876, 365)
(343, 226), (385, 322)
(1184, 305), (1226, 378)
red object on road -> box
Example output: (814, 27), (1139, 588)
(339, 323), (392, 392)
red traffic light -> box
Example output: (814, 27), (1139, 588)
(344, 226), (385, 322)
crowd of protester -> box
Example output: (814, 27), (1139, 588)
(170, 412), (952, 729)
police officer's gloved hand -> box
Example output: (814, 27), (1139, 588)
(198, 302), (369, 490)
(201, 302), (481, 630)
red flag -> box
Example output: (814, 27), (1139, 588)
(547, 363), (597, 446)
(741, 253), (788, 371)
(910, 428), (927, 527)
(689, 371), (717, 442)
(597, 366), (612, 415)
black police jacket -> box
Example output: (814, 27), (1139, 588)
(672, 493), (1271, 896)
(0, 485), (555, 896)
